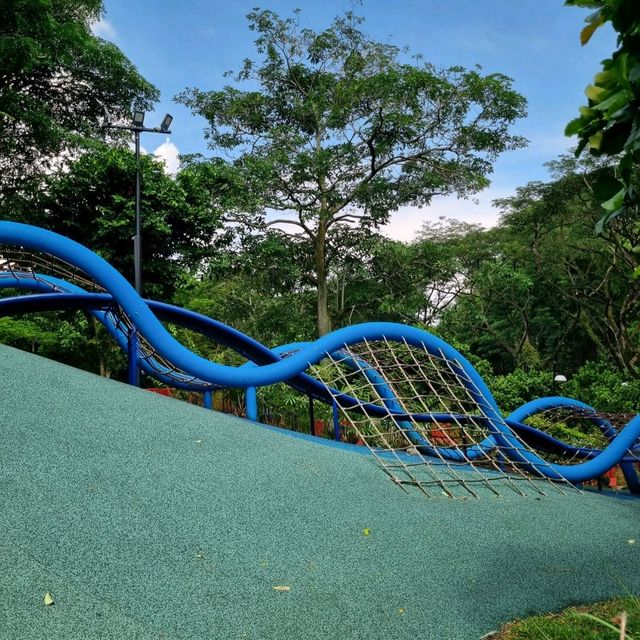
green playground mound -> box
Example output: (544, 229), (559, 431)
(1, 343), (639, 640)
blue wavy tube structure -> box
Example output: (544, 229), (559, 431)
(2, 220), (640, 489)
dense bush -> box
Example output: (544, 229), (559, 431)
(484, 360), (640, 415)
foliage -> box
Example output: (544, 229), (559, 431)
(565, 359), (640, 411)
(525, 414), (606, 449)
(565, 0), (640, 232)
(327, 230), (464, 327)
(487, 369), (554, 414)
(439, 154), (640, 377)
(178, 7), (527, 335)
(0, 0), (158, 206)
(0, 311), (126, 378)
(479, 358), (640, 416)
(496, 595), (640, 639)
(9, 144), (225, 300)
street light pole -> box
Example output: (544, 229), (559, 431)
(134, 127), (142, 294)
(101, 109), (173, 389)
(102, 109), (173, 295)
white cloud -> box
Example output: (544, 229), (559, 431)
(382, 187), (514, 242)
(154, 138), (180, 176)
(91, 18), (116, 40)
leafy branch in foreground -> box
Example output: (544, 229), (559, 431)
(565, 0), (640, 233)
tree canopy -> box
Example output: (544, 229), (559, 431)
(0, 0), (158, 205)
(178, 8), (527, 335)
(10, 145), (227, 299)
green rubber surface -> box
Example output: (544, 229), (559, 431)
(1, 343), (639, 639)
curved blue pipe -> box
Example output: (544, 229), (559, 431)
(509, 397), (640, 493)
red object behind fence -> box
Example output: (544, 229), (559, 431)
(146, 387), (173, 398)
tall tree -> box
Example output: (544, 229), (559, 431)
(178, 8), (527, 335)
(439, 154), (640, 376)
(0, 0), (158, 206)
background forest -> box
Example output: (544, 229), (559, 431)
(2, 0), (640, 424)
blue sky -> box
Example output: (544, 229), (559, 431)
(93, 0), (617, 240)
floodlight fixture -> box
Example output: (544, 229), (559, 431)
(132, 110), (145, 127)
(160, 113), (173, 133)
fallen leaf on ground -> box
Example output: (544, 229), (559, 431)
(629, 539), (636, 544)
(363, 528), (371, 536)
(272, 585), (291, 592)
(44, 592), (54, 606)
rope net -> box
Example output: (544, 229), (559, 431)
(0, 247), (214, 390)
(310, 338), (577, 499)
(519, 406), (640, 465)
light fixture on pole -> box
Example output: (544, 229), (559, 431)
(160, 113), (173, 132)
(553, 373), (567, 394)
(132, 110), (145, 127)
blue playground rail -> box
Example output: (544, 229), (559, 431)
(1, 220), (640, 491)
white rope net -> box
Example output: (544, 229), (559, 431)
(0, 248), (215, 390)
(310, 338), (578, 499)
(519, 406), (640, 465)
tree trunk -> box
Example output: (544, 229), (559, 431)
(91, 316), (110, 378)
(315, 221), (332, 336)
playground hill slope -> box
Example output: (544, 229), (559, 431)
(1, 343), (639, 639)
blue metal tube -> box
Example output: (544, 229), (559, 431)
(246, 387), (258, 421)
(508, 397), (640, 494)
(127, 330), (139, 387)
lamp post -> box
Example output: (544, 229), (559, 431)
(102, 109), (173, 294)
(102, 109), (172, 389)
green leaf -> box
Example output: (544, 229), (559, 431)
(565, 117), (584, 136)
(596, 203), (626, 233)
(629, 61), (640, 84)
(623, 119), (640, 152)
(601, 186), (625, 212)
(575, 137), (589, 156)
(585, 84), (606, 102)
(589, 130), (604, 149)
(592, 89), (629, 114)
(580, 12), (605, 45)
(592, 175), (624, 202)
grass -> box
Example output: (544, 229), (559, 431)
(495, 596), (640, 639)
